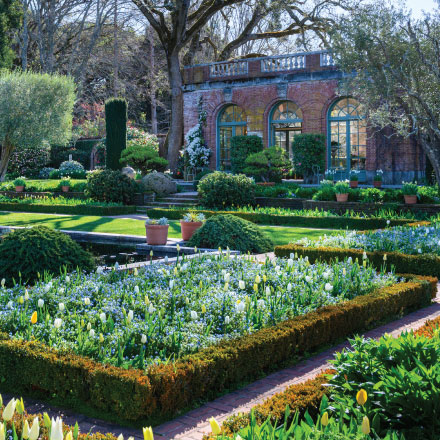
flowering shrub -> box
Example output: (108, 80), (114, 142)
(7, 145), (50, 178)
(297, 224), (440, 256)
(127, 125), (159, 151)
(0, 253), (396, 367)
(39, 167), (56, 179)
(59, 160), (86, 178)
(374, 169), (384, 181)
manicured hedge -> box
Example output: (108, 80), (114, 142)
(275, 243), (440, 278)
(0, 276), (434, 424)
(145, 208), (416, 230)
(0, 202), (136, 216)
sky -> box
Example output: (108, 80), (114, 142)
(406, 0), (437, 16)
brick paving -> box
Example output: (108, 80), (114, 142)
(2, 286), (440, 440)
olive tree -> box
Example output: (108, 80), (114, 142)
(331, 3), (440, 182)
(0, 71), (75, 181)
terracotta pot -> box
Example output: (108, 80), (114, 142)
(349, 180), (358, 188)
(180, 221), (203, 241)
(373, 180), (382, 188)
(336, 193), (349, 202)
(145, 224), (169, 245)
(15, 186), (24, 193)
(404, 194), (417, 205)
(256, 182), (276, 186)
(61, 186), (70, 193)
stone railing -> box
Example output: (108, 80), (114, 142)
(320, 52), (335, 67)
(209, 60), (248, 78)
(261, 54), (306, 72)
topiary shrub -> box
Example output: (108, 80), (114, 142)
(119, 144), (168, 175)
(291, 133), (325, 182)
(188, 214), (274, 253)
(243, 146), (291, 183)
(141, 171), (177, 196)
(230, 135), (264, 174)
(197, 171), (256, 208)
(0, 226), (95, 285)
(105, 98), (127, 170)
(59, 160), (86, 178)
(85, 169), (138, 204)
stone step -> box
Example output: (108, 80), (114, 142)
(167, 192), (199, 199)
(159, 198), (198, 204)
(139, 201), (198, 209)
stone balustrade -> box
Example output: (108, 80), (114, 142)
(260, 54), (306, 72)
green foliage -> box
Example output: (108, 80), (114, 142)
(85, 169), (138, 204)
(59, 160), (86, 178)
(188, 214), (274, 253)
(418, 185), (439, 204)
(291, 134), (325, 180)
(119, 144), (168, 175)
(0, 226), (94, 285)
(402, 181), (418, 195)
(359, 188), (383, 203)
(230, 135), (264, 174)
(313, 181), (336, 201)
(105, 98), (127, 170)
(198, 171), (256, 208)
(334, 181), (349, 194)
(243, 146), (290, 183)
(7, 144), (51, 178)
(0, 71), (75, 178)
(12, 177), (25, 186)
(50, 139), (101, 169)
(330, 332), (440, 438)
(0, 0), (21, 69)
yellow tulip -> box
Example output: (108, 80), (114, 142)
(16, 398), (24, 415)
(383, 254), (387, 261)
(0, 394), (2, 407)
(361, 416), (370, 435)
(201, 305), (206, 314)
(31, 311), (37, 325)
(66, 431), (73, 440)
(321, 411), (329, 427)
(19, 296), (24, 305)
(142, 426), (154, 440)
(22, 420), (30, 440)
(356, 389), (368, 406)
(253, 284), (258, 292)
(209, 417), (221, 435)
(117, 435), (124, 440)
(29, 417), (40, 440)
(0, 423), (5, 440)
(2, 398), (16, 421)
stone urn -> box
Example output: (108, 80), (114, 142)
(145, 224), (169, 245)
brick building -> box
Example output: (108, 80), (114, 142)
(182, 51), (425, 184)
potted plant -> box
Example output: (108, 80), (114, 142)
(334, 180), (350, 202)
(324, 169), (336, 182)
(402, 181), (418, 204)
(145, 217), (169, 245)
(373, 170), (383, 188)
(181, 212), (205, 241)
(60, 178), (71, 193)
(13, 177), (26, 192)
(349, 170), (359, 188)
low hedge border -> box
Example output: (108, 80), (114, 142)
(145, 208), (416, 230)
(274, 243), (440, 278)
(0, 202), (136, 216)
(0, 275), (435, 425)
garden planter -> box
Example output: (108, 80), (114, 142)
(145, 225), (169, 245)
(61, 186), (70, 193)
(373, 180), (382, 188)
(336, 193), (349, 202)
(256, 182), (276, 186)
(404, 195), (417, 205)
(349, 180), (358, 188)
(15, 186), (24, 193)
(180, 221), (203, 241)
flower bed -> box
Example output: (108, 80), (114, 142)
(0, 253), (434, 423)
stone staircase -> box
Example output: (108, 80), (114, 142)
(137, 192), (199, 212)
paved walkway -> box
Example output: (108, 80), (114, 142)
(3, 286), (440, 440)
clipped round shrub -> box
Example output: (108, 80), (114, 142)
(188, 214), (274, 253)
(142, 171), (177, 196)
(197, 172), (256, 208)
(59, 160), (86, 178)
(85, 169), (138, 204)
(0, 226), (95, 285)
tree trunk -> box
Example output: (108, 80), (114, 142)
(21, 1), (29, 71)
(0, 139), (15, 182)
(113, 0), (119, 96)
(148, 28), (158, 135)
(423, 139), (440, 185)
(166, 51), (184, 171)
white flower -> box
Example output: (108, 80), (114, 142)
(115, 262), (120, 270)
(164, 255), (169, 263)
(257, 299), (265, 308)
(58, 288), (65, 294)
(87, 322), (92, 331)
(44, 282), (52, 293)
(305, 276), (312, 283)
(287, 259), (294, 267)
(386, 220), (390, 225)
(89, 329), (95, 338)
(65, 276), (70, 283)
(169, 280), (175, 289)
(190, 310), (198, 320)
(225, 316), (230, 325)
(141, 334), (147, 344)
(99, 312), (106, 323)
(38, 299), (44, 308)
(54, 318), (62, 329)
(96, 267), (103, 274)
(265, 286), (271, 295)
(6, 301), (13, 309)
(50, 418), (63, 440)
(134, 268), (138, 276)
(24, 290), (29, 301)
(362, 252), (367, 260)
(127, 310), (134, 323)
(148, 303), (155, 314)
(0, 278), (5, 288)
(58, 303), (65, 312)
(224, 273), (230, 283)
(238, 280), (245, 290)
(418, 249), (422, 254)
(134, 286), (140, 294)
(325, 283), (333, 292)
(84, 297), (90, 306)
(255, 275), (261, 284)
(287, 283), (292, 291)
(323, 271), (330, 280)
(235, 300), (246, 313)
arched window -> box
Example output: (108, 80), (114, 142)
(217, 105), (247, 170)
(328, 98), (367, 178)
(269, 101), (302, 155)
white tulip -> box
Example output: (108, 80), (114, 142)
(54, 318), (62, 329)
(235, 301), (245, 313)
(38, 299), (44, 308)
(127, 310), (134, 323)
(305, 276), (312, 283)
(0, 279), (5, 288)
(325, 283), (333, 292)
(141, 334), (147, 344)
(265, 286), (271, 295)
(87, 322), (92, 331)
(50, 417), (63, 440)
(84, 297), (91, 306)
(117, 435), (124, 440)
(287, 259), (293, 267)
(99, 312), (106, 323)
(29, 417), (40, 440)
(58, 288), (65, 294)
(224, 273), (230, 283)
(148, 303), (155, 314)
(164, 255), (169, 263)
(257, 299), (265, 308)
(2, 398), (16, 421)
(190, 310), (198, 320)
(287, 283), (292, 291)
(6, 301), (13, 309)
(225, 316), (230, 325)
(65, 276), (70, 283)
(89, 329), (95, 338)
(58, 303), (65, 312)
(169, 280), (174, 289)
(24, 290), (29, 301)
(134, 286), (140, 294)
(255, 275), (261, 284)
(238, 280), (245, 290)
(44, 282), (52, 293)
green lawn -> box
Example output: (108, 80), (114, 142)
(0, 211), (333, 246)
